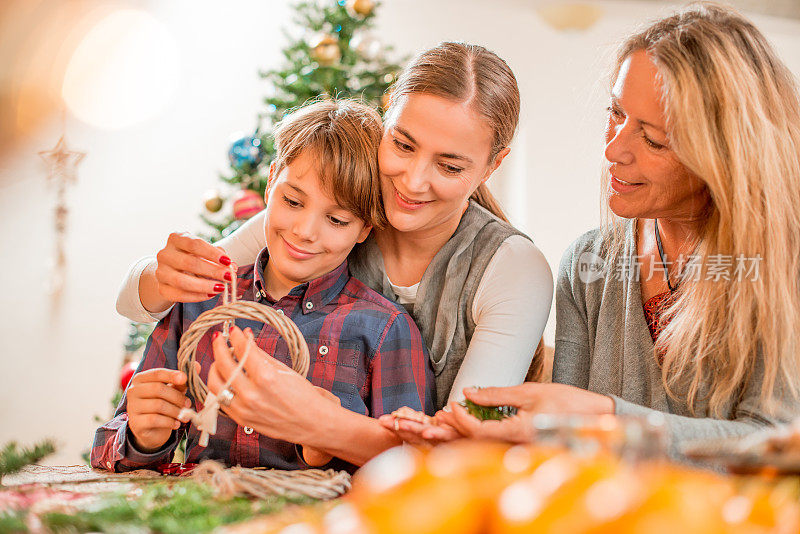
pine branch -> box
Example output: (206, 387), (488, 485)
(460, 399), (517, 421)
(0, 510), (27, 533)
(0, 440), (56, 481)
(37, 479), (312, 534)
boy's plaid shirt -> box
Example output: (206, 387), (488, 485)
(92, 248), (434, 472)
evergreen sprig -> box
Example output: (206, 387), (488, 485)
(0, 439), (56, 481)
(38, 479), (312, 534)
(0, 510), (27, 533)
(461, 399), (517, 421)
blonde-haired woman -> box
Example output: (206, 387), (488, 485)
(439, 3), (800, 452)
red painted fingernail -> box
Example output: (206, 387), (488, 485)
(213, 331), (220, 340)
(223, 272), (232, 282)
(220, 256), (232, 266)
(208, 293), (215, 298)
(213, 283), (224, 292)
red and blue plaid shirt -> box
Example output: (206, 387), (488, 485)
(92, 248), (434, 473)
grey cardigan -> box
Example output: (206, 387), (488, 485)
(552, 221), (799, 452)
(350, 201), (528, 409)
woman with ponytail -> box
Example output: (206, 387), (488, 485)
(115, 42), (553, 441)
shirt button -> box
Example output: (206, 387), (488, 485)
(319, 345), (329, 355)
(276, 309), (284, 315)
(243, 426), (254, 435)
(305, 302), (313, 310)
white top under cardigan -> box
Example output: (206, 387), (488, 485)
(116, 210), (554, 405)
(553, 223), (798, 454)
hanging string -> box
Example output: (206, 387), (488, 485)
(179, 264), (244, 447)
(178, 329), (254, 447)
(221, 264), (237, 340)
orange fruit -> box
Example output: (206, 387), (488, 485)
(349, 445), (481, 534)
(593, 464), (732, 534)
(720, 482), (800, 533)
(489, 452), (625, 534)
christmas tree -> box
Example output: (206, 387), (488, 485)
(115, 0), (403, 425)
(200, 0), (403, 241)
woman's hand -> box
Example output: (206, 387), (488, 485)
(140, 232), (233, 313)
(126, 368), (190, 453)
(435, 383), (615, 443)
(206, 326), (328, 446)
(300, 387), (341, 466)
(377, 410), (461, 447)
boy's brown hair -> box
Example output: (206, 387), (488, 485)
(271, 98), (386, 228)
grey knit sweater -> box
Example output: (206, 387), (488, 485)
(552, 221), (799, 453)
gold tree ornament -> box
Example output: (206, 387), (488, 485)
(346, 0), (375, 18)
(38, 136), (86, 298)
(309, 33), (341, 66)
(203, 189), (224, 213)
(536, 2), (604, 32)
(350, 31), (382, 61)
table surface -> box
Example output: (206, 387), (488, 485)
(3, 464), (164, 490)
(1, 465), (338, 533)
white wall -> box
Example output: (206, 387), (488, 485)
(1, 0), (798, 464)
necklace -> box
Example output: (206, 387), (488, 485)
(654, 219), (679, 293)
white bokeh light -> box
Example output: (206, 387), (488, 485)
(62, 9), (180, 130)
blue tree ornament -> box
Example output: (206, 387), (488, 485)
(228, 135), (263, 170)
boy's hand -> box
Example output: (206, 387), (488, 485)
(126, 368), (190, 453)
(300, 387), (340, 466)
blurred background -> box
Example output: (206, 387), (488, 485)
(0, 0), (798, 465)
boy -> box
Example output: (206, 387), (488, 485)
(92, 100), (434, 472)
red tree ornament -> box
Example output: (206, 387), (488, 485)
(119, 361), (138, 391)
(232, 189), (265, 219)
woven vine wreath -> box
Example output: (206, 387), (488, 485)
(177, 301), (311, 405)
(170, 273), (352, 501)
(176, 274), (310, 447)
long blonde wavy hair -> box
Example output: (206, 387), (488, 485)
(604, 3), (800, 414)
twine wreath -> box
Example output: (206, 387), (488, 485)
(190, 460), (351, 500)
(176, 267), (310, 446)
(171, 268), (348, 501)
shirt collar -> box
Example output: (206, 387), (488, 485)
(252, 247), (350, 314)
